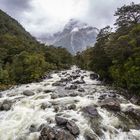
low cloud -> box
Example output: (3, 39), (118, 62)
(0, 0), (139, 38)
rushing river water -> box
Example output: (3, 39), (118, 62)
(0, 66), (140, 140)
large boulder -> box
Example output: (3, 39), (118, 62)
(55, 116), (68, 125)
(66, 120), (80, 136)
(83, 105), (99, 118)
(124, 107), (140, 123)
(100, 98), (120, 111)
(23, 90), (35, 96)
(39, 126), (75, 140)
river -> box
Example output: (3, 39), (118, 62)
(0, 66), (140, 140)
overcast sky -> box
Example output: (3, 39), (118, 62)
(0, 0), (139, 38)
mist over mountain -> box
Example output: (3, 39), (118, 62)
(38, 19), (99, 54)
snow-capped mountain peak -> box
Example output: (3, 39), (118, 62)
(39, 19), (99, 54)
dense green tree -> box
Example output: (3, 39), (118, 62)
(115, 2), (140, 28)
(75, 3), (140, 95)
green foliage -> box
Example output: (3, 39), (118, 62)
(114, 2), (140, 28)
(10, 51), (47, 83)
(75, 3), (140, 94)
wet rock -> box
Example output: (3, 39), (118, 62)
(108, 93), (117, 98)
(46, 118), (54, 124)
(98, 94), (107, 100)
(7, 92), (18, 97)
(71, 74), (80, 80)
(73, 80), (85, 84)
(0, 100), (13, 111)
(23, 90), (35, 96)
(83, 105), (99, 118)
(41, 102), (51, 110)
(65, 85), (78, 90)
(55, 116), (68, 125)
(38, 124), (48, 131)
(39, 126), (75, 140)
(60, 77), (72, 82)
(54, 106), (59, 112)
(124, 107), (140, 123)
(0, 93), (2, 98)
(90, 73), (98, 80)
(100, 98), (120, 111)
(52, 81), (65, 86)
(66, 120), (80, 136)
(46, 74), (53, 79)
(37, 88), (43, 93)
(29, 124), (37, 133)
(84, 129), (99, 140)
(62, 72), (67, 75)
(51, 94), (58, 99)
(69, 92), (78, 97)
(68, 104), (76, 110)
(130, 96), (140, 105)
(78, 88), (85, 92)
(43, 89), (53, 94)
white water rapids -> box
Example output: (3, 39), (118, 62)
(0, 66), (140, 140)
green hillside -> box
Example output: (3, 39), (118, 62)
(0, 9), (73, 90)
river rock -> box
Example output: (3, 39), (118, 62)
(73, 79), (85, 84)
(69, 92), (78, 97)
(0, 100), (13, 111)
(29, 124), (37, 133)
(0, 93), (2, 98)
(78, 88), (85, 92)
(130, 96), (140, 105)
(124, 107), (140, 123)
(23, 90), (35, 96)
(54, 106), (59, 112)
(39, 126), (75, 140)
(55, 116), (68, 125)
(71, 74), (80, 80)
(100, 98), (120, 111)
(84, 129), (99, 140)
(68, 104), (76, 110)
(98, 94), (107, 100)
(51, 94), (58, 99)
(43, 89), (53, 94)
(52, 81), (65, 86)
(83, 105), (99, 118)
(90, 73), (98, 80)
(66, 120), (80, 136)
(65, 84), (78, 90)
(41, 102), (51, 110)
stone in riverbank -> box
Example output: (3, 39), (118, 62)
(0, 100), (13, 111)
(100, 98), (120, 111)
(39, 126), (75, 140)
(23, 90), (35, 96)
(83, 105), (99, 118)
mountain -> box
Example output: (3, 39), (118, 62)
(39, 19), (99, 54)
(0, 9), (37, 43)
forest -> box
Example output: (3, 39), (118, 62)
(75, 3), (140, 95)
(0, 9), (73, 90)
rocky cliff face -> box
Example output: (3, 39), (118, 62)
(39, 19), (99, 54)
